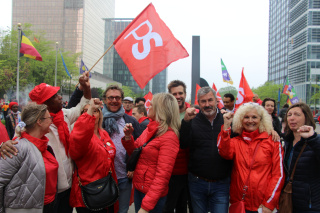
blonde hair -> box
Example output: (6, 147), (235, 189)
(15, 102), (48, 137)
(152, 93), (181, 137)
(232, 103), (273, 134)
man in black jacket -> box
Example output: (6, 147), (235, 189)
(102, 85), (141, 213)
(180, 86), (232, 213)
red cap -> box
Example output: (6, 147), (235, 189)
(29, 83), (60, 104)
(9, 102), (18, 109)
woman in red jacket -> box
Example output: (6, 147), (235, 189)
(122, 93), (181, 213)
(69, 99), (117, 213)
(218, 103), (284, 213)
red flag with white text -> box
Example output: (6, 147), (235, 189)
(113, 3), (189, 89)
(234, 68), (254, 110)
(143, 91), (153, 114)
(194, 84), (201, 105)
(212, 82), (224, 109)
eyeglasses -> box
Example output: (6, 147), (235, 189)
(41, 116), (53, 121)
(107, 96), (121, 101)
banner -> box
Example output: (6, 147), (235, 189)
(212, 82), (224, 109)
(60, 51), (71, 78)
(79, 59), (91, 78)
(114, 3), (189, 89)
(235, 68), (254, 109)
(194, 84), (201, 105)
(20, 31), (42, 61)
(144, 91), (153, 113)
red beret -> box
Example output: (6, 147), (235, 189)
(9, 102), (18, 109)
(29, 83), (60, 104)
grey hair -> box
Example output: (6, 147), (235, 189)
(232, 103), (273, 134)
(197, 86), (217, 102)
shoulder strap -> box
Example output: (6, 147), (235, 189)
(289, 142), (307, 182)
(142, 135), (156, 148)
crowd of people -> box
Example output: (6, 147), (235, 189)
(0, 75), (320, 213)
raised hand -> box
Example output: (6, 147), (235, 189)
(223, 112), (234, 130)
(297, 125), (315, 138)
(184, 107), (198, 122)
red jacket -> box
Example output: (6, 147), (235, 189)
(69, 113), (117, 210)
(217, 126), (284, 211)
(122, 128), (179, 211)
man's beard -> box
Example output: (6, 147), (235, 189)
(179, 100), (185, 109)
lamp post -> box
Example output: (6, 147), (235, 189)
(55, 42), (59, 86)
(16, 23), (21, 104)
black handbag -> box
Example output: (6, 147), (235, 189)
(126, 135), (156, 171)
(76, 166), (119, 211)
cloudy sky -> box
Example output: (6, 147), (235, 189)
(0, 0), (270, 98)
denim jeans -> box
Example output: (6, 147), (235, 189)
(134, 189), (167, 213)
(188, 172), (230, 213)
(117, 177), (132, 213)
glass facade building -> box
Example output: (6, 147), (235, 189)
(103, 18), (167, 95)
(12, 0), (115, 75)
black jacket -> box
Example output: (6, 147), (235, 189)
(271, 114), (282, 136)
(5, 114), (15, 139)
(180, 110), (232, 180)
(283, 133), (320, 211)
(123, 113), (142, 140)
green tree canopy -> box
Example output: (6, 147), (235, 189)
(251, 81), (287, 107)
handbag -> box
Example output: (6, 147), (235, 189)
(279, 143), (307, 213)
(76, 166), (119, 211)
(126, 135), (156, 171)
(229, 142), (261, 213)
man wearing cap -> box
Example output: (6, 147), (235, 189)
(0, 72), (91, 213)
(102, 85), (141, 213)
(123, 96), (134, 116)
(5, 102), (20, 139)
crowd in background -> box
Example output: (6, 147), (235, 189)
(0, 75), (320, 213)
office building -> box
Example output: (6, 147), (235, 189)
(12, 0), (115, 84)
(103, 18), (167, 95)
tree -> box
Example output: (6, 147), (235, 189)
(218, 86), (238, 98)
(251, 81), (287, 106)
(0, 23), (81, 100)
(122, 85), (137, 98)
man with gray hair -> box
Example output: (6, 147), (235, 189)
(180, 86), (232, 213)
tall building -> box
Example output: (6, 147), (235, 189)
(12, 0), (115, 79)
(269, 0), (320, 105)
(103, 18), (167, 95)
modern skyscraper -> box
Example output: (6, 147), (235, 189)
(103, 18), (167, 95)
(12, 0), (115, 77)
(269, 0), (320, 104)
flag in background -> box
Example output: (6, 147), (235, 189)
(194, 84), (201, 105)
(33, 36), (40, 43)
(212, 82), (224, 109)
(144, 91), (153, 113)
(221, 59), (233, 85)
(79, 59), (91, 78)
(20, 31), (42, 61)
(235, 68), (254, 110)
(60, 51), (71, 78)
(282, 77), (299, 105)
(114, 3), (189, 89)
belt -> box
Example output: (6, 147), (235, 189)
(191, 172), (220, 182)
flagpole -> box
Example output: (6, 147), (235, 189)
(55, 42), (58, 86)
(16, 23), (21, 104)
(75, 43), (114, 87)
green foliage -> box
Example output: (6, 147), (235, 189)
(0, 23), (80, 99)
(122, 85), (136, 98)
(310, 84), (320, 105)
(218, 86), (238, 98)
(251, 81), (287, 106)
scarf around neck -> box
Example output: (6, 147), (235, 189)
(50, 110), (70, 156)
(21, 131), (49, 153)
(102, 103), (125, 136)
(142, 120), (159, 143)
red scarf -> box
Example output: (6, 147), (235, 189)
(241, 129), (260, 143)
(21, 132), (48, 152)
(50, 110), (70, 156)
(138, 116), (149, 124)
(139, 120), (159, 143)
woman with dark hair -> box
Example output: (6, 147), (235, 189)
(0, 103), (58, 213)
(122, 93), (181, 213)
(262, 98), (282, 136)
(69, 98), (118, 213)
(283, 102), (320, 212)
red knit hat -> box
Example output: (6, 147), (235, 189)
(29, 83), (60, 104)
(9, 102), (18, 109)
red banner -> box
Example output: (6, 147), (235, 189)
(212, 82), (224, 109)
(194, 84), (201, 105)
(235, 68), (254, 110)
(143, 91), (153, 113)
(114, 3), (189, 89)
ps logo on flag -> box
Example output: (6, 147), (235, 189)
(124, 20), (163, 60)
(236, 88), (244, 104)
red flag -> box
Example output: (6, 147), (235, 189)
(234, 68), (254, 110)
(143, 91), (153, 113)
(114, 3), (189, 89)
(212, 82), (224, 109)
(34, 36), (40, 43)
(194, 84), (201, 105)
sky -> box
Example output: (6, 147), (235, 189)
(0, 0), (270, 98)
